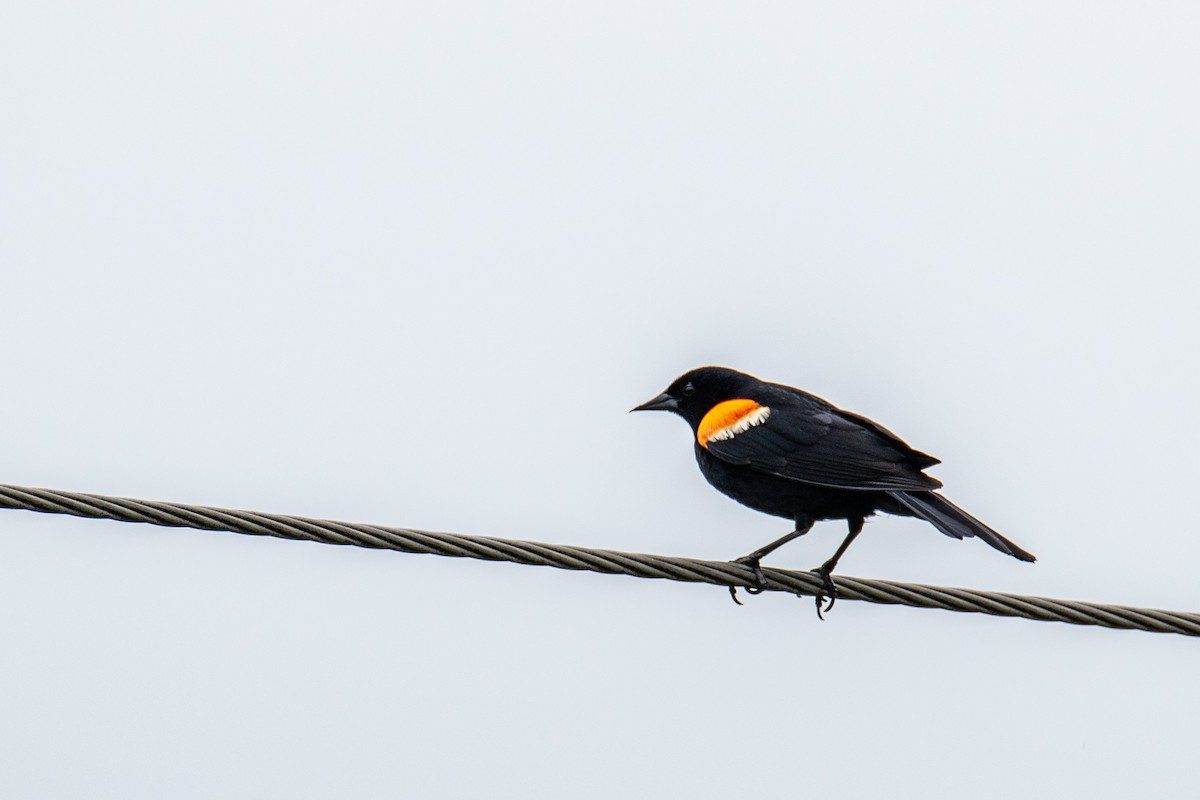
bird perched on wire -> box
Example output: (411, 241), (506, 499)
(632, 366), (1035, 615)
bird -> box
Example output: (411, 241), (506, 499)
(631, 366), (1035, 614)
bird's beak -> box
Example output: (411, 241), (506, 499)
(630, 392), (679, 413)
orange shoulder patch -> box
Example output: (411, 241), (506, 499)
(697, 399), (771, 447)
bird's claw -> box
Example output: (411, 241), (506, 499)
(812, 562), (838, 620)
(728, 555), (768, 606)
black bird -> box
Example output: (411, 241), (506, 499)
(632, 366), (1035, 613)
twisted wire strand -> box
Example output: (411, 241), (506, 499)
(0, 483), (1196, 637)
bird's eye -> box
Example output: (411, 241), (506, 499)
(683, 382), (695, 397)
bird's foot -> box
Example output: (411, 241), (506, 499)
(728, 554), (768, 605)
(811, 562), (838, 620)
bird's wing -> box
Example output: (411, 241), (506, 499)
(702, 398), (942, 492)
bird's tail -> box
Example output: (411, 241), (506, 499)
(888, 491), (1036, 563)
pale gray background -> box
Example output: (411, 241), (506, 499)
(2, 2), (1198, 798)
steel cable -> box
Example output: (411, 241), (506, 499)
(0, 483), (1196, 637)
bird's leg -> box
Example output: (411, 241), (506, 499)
(728, 515), (815, 604)
(812, 516), (864, 619)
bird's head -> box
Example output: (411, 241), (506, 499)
(631, 366), (759, 431)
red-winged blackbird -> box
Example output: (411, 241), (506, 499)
(632, 366), (1035, 613)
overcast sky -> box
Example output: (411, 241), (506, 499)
(2, 2), (1198, 798)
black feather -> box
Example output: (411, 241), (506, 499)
(889, 491), (1036, 562)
